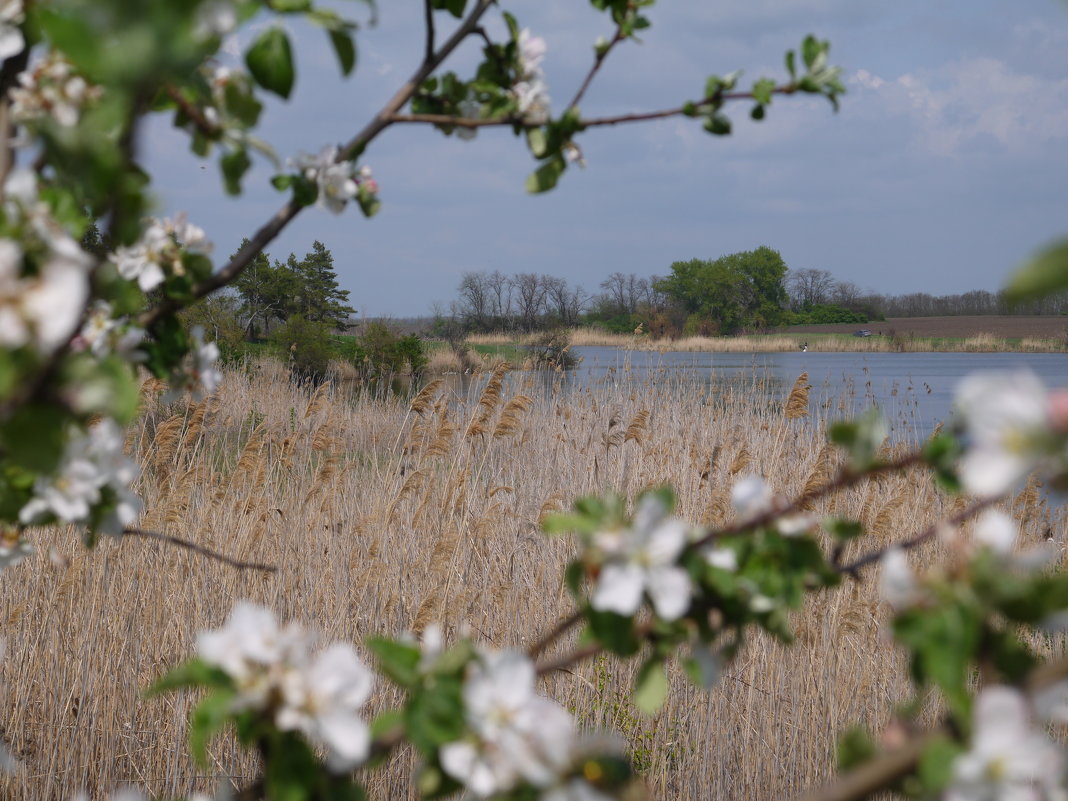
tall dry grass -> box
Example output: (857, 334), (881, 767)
(468, 329), (1067, 353)
(0, 360), (1064, 800)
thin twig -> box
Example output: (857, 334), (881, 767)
(385, 86), (800, 130)
(138, 0), (496, 330)
(165, 84), (221, 138)
(567, 27), (624, 111)
(423, 0), (435, 64)
(527, 610), (582, 658)
(837, 495), (1002, 576)
(690, 450), (926, 550)
(123, 527), (277, 572)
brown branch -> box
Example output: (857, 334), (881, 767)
(837, 495), (1003, 576)
(527, 610), (582, 658)
(138, 0), (496, 330)
(423, 0), (435, 64)
(690, 450), (926, 550)
(385, 86), (800, 130)
(792, 731), (939, 801)
(164, 84), (221, 138)
(123, 527), (277, 572)
(567, 27), (624, 111)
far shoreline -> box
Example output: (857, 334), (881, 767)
(463, 316), (1068, 354)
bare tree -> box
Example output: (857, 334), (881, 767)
(513, 272), (549, 331)
(457, 272), (491, 330)
(787, 268), (836, 309)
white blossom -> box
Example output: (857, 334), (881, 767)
(74, 301), (144, 358)
(198, 602), (374, 772)
(0, 1), (24, 62)
(512, 28), (550, 122)
(946, 686), (1065, 801)
(194, 0), (237, 39)
(954, 371), (1054, 497)
(9, 53), (102, 130)
(0, 171), (92, 353)
(191, 326), (223, 397)
(19, 419), (141, 534)
(731, 474), (774, 519)
(112, 213), (212, 293)
(704, 545), (737, 572)
(589, 494), (692, 621)
(276, 643), (375, 771)
(440, 650), (574, 797)
(291, 146), (359, 214)
(456, 94), (481, 141)
(879, 547), (917, 610)
(973, 509), (1018, 556)
(0, 530), (31, 571)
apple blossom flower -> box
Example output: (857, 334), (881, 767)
(0, 529), (31, 571)
(198, 602), (375, 772)
(194, 0), (237, 39)
(9, 53), (102, 130)
(946, 686), (1065, 801)
(74, 301), (144, 358)
(731, 475), (774, 519)
(704, 545), (737, 572)
(112, 213), (211, 293)
(191, 326), (223, 397)
(276, 643), (375, 771)
(0, 172), (93, 353)
(589, 494), (692, 621)
(973, 509), (1018, 556)
(19, 419), (141, 535)
(0, 1), (24, 61)
(512, 28), (550, 122)
(291, 146), (359, 214)
(440, 650), (574, 796)
(954, 371), (1059, 497)
(879, 547), (917, 610)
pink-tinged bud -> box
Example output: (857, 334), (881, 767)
(1049, 389), (1068, 433)
(363, 178), (378, 194)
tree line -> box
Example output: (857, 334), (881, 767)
(442, 252), (1068, 337)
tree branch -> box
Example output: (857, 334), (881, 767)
(567, 27), (624, 111)
(423, 0), (435, 64)
(123, 527), (277, 572)
(138, 0), (496, 329)
(165, 84), (221, 138)
(837, 495), (1002, 576)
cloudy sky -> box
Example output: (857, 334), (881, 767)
(145, 0), (1068, 316)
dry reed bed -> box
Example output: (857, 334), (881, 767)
(0, 360), (1063, 800)
(467, 329), (1067, 353)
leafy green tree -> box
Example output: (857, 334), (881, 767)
(655, 246), (788, 334)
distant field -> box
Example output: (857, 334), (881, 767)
(784, 315), (1067, 339)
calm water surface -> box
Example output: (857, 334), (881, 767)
(563, 347), (1068, 440)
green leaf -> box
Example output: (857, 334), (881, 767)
(405, 679), (466, 755)
(269, 0), (313, 9)
(147, 658), (233, 696)
(246, 28), (296, 99)
(431, 0), (467, 18)
(801, 35), (821, 70)
(525, 157), (566, 194)
(586, 608), (640, 656)
(917, 735), (964, 794)
(189, 690), (237, 767)
(836, 725), (876, 771)
(1005, 239), (1068, 303)
(526, 127), (548, 158)
(220, 148), (252, 196)
(263, 733), (319, 801)
(367, 637), (421, 687)
(271, 174), (294, 191)
(751, 77), (776, 106)
(785, 50), (797, 80)
(329, 29), (357, 76)
(703, 113), (731, 136)
(1, 403), (68, 473)
(632, 659), (668, 714)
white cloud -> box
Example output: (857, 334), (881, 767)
(848, 58), (1068, 157)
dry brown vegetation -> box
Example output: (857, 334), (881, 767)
(469, 318), (1068, 353)
(0, 360), (1064, 800)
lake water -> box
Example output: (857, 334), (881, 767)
(559, 347), (1068, 441)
